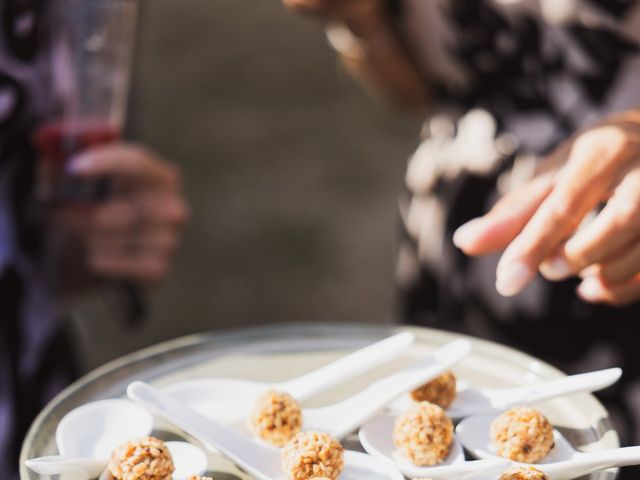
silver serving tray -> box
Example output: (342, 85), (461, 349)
(20, 323), (619, 480)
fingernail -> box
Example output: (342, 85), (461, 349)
(67, 154), (93, 174)
(539, 255), (573, 281)
(578, 264), (599, 279)
(453, 218), (484, 250)
(496, 261), (533, 297)
(577, 276), (603, 301)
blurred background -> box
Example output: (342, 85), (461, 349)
(71, 0), (421, 371)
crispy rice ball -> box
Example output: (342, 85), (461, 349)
(490, 407), (555, 463)
(249, 390), (303, 447)
(281, 431), (344, 480)
(410, 371), (457, 409)
(500, 466), (549, 480)
(108, 437), (174, 480)
(393, 401), (454, 466)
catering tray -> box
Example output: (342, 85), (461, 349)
(20, 323), (619, 480)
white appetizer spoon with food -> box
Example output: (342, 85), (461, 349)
(25, 399), (206, 479)
(229, 338), (471, 440)
(165, 331), (414, 420)
(457, 416), (640, 480)
(357, 412), (507, 478)
(389, 368), (622, 420)
(127, 381), (404, 480)
(456, 413), (578, 465)
(26, 442), (206, 480)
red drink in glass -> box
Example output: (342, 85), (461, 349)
(34, 120), (121, 203)
(41, 0), (138, 204)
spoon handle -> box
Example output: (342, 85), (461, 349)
(327, 339), (471, 439)
(497, 368), (622, 409)
(127, 381), (276, 480)
(421, 459), (509, 480)
(279, 332), (415, 401)
(25, 456), (106, 478)
(542, 446), (640, 479)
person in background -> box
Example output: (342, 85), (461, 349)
(283, 0), (640, 471)
(0, 1), (188, 479)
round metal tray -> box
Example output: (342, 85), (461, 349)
(20, 323), (619, 480)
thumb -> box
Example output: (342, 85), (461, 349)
(453, 174), (553, 256)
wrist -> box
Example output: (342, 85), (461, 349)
(341, 1), (390, 39)
(325, 3), (395, 60)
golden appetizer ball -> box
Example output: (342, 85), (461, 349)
(410, 371), (457, 409)
(500, 466), (549, 480)
(249, 390), (303, 447)
(108, 437), (174, 480)
(490, 406), (555, 463)
(281, 431), (344, 480)
(393, 401), (454, 466)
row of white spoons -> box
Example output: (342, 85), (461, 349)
(129, 381), (640, 480)
(25, 332), (634, 480)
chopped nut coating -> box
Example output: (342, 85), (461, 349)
(491, 407), (555, 463)
(393, 401), (454, 466)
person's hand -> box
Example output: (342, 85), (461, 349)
(58, 143), (189, 285)
(452, 112), (640, 305)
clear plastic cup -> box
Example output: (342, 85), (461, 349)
(35, 0), (139, 204)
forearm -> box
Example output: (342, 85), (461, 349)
(328, 7), (430, 111)
(285, 0), (430, 111)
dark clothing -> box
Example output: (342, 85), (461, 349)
(0, 1), (78, 479)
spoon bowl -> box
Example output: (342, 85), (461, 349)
(165, 441), (208, 479)
(341, 451), (404, 480)
(358, 413), (466, 477)
(456, 414), (576, 463)
(56, 399), (154, 458)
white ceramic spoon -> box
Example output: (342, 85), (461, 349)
(26, 399), (153, 479)
(228, 338), (471, 439)
(307, 339), (470, 438)
(26, 399), (206, 479)
(389, 368), (622, 420)
(26, 442), (207, 480)
(127, 381), (404, 480)
(358, 412), (466, 477)
(164, 332), (414, 421)
(56, 399), (154, 459)
(457, 415), (640, 479)
(456, 414), (579, 464)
